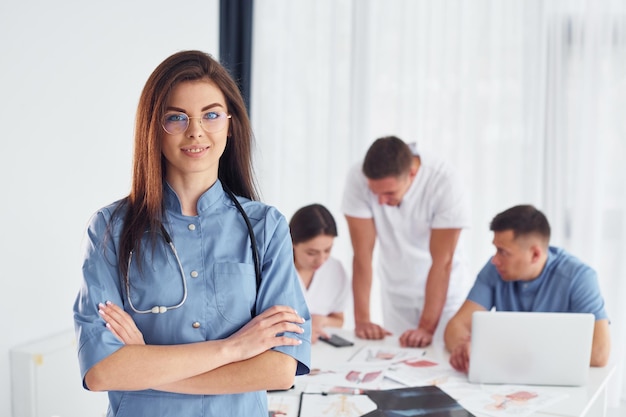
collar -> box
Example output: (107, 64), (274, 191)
(163, 180), (225, 215)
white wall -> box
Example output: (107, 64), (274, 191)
(0, 1), (219, 415)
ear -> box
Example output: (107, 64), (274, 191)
(408, 155), (421, 179)
(530, 244), (543, 263)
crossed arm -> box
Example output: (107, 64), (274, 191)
(86, 302), (304, 394)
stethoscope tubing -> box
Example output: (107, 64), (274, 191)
(125, 185), (261, 314)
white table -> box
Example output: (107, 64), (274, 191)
(294, 329), (617, 417)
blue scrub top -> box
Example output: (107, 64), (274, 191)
(467, 246), (608, 320)
(73, 180), (311, 417)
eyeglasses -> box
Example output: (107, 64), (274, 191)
(162, 111), (231, 135)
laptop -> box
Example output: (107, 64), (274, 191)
(468, 311), (595, 386)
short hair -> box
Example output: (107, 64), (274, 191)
(490, 205), (551, 242)
(289, 204), (338, 244)
(362, 136), (413, 179)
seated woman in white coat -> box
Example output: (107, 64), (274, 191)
(289, 204), (350, 343)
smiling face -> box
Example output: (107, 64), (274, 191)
(293, 234), (335, 273)
(161, 79), (230, 186)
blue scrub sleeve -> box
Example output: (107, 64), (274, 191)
(465, 259), (496, 310)
(254, 208), (311, 375)
(73, 210), (126, 388)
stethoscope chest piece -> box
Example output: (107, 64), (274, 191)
(125, 185), (261, 314)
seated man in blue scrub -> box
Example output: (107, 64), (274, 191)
(444, 204), (611, 373)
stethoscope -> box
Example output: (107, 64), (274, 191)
(125, 185), (261, 314)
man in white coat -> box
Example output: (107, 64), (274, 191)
(342, 136), (472, 347)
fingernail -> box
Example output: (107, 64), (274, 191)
(98, 303), (104, 308)
(98, 309), (105, 315)
(106, 300), (112, 306)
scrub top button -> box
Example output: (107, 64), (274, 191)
(190, 270), (199, 278)
(192, 321), (201, 329)
(188, 224), (196, 231)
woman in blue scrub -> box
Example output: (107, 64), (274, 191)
(73, 50), (311, 417)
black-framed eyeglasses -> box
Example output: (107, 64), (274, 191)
(162, 111), (231, 135)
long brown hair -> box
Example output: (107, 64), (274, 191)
(116, 50), (258, 281)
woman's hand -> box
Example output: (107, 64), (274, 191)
(310, 314), (330, 343)
(98, 301), (146, 345)
(226, 305), (305, 362)
(98, 302), (305, 364)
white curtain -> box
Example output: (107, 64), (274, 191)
(542, 0), (626, 404)
(251, 0), (626, 405)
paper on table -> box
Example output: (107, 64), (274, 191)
(298, 362), (389, 390)
(268, 394), (301, 417)
(459, 385), (569, 417)
(384, 357), (466, 387)
(348, 346), (426, 364)
(298, 393), (377, 417)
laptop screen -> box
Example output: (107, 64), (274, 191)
(468, 311), (594, 386)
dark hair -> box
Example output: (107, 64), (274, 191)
(289, 204), (338, 244)
(362, 136), (413, 179)
(490, 204), (551, 242)
(116, 50), (258, 281)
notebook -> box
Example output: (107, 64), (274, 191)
(468, 311), (595, 386)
